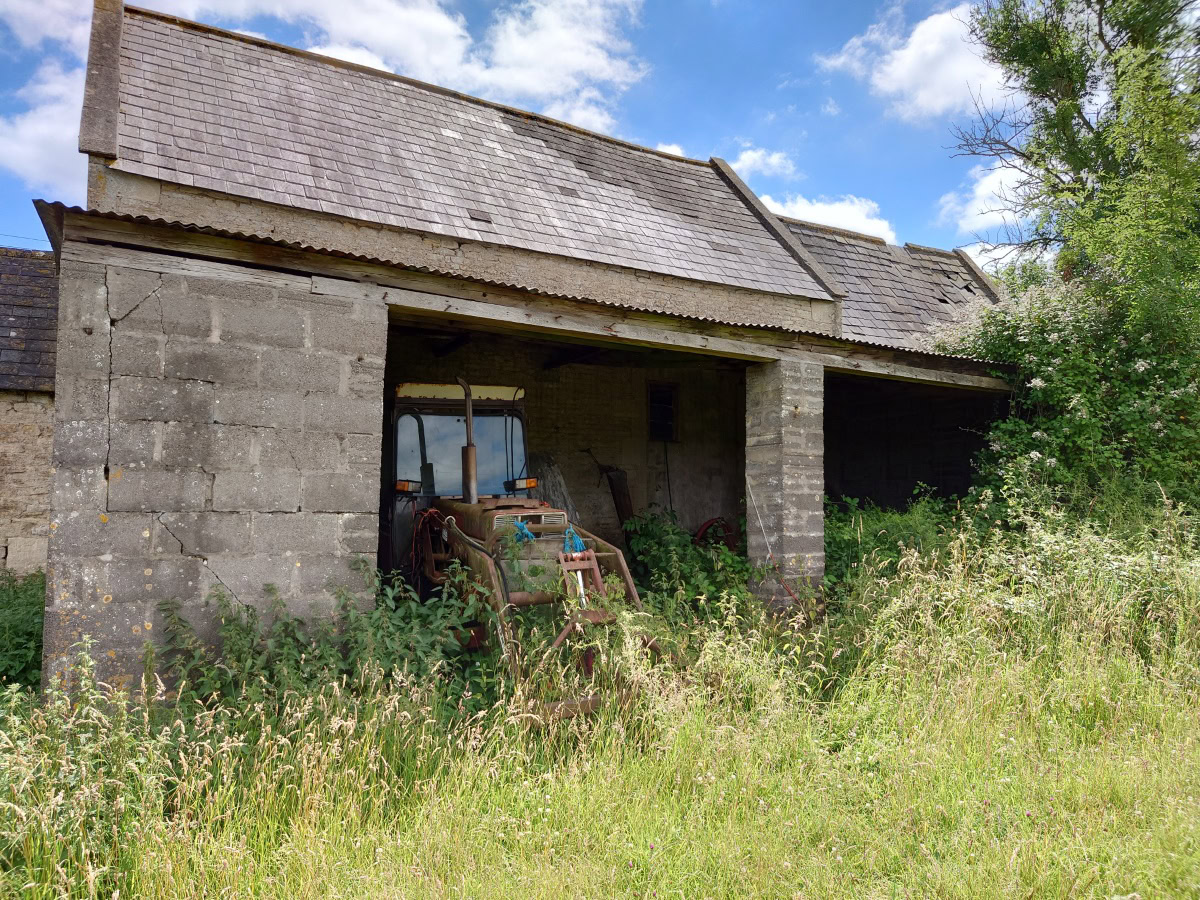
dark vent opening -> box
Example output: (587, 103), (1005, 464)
(647, 382), (678, 443)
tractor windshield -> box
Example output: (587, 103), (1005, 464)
(395, 411), (526, 497)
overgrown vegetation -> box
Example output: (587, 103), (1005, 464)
(941, 0), (1200, 507)
(4, 493), (1200, 897)
(0, 569), (44, 690)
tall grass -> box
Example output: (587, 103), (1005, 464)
(3, 500), (1200, 898)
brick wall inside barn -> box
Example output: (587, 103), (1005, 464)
(383, 327), (747, 550)
(44, 247), (386, 688)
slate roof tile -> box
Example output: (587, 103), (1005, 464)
(0, 248), (57, 393)
(782, 219), (1000, 351)
(113, 8), (829, 300)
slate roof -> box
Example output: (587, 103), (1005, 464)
(107, 7), (832, 301)
(782, 218), (1000, 350)
(0, 248), (57, 393)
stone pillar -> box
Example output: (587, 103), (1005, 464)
(744, 358), (824, 604)
(43, 248), (385, 689)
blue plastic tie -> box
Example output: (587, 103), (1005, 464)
(563, 525), (586, 554)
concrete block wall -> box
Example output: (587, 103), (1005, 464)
(0, 391), (54, 573)
(44, 249), (385, 688)
(745, 358), (824, 597)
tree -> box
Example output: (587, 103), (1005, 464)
(954, 0), (1200, 258)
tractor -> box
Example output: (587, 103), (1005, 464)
(386, 378), (642, 718)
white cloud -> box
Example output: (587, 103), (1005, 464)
(820, 97), (840, 117)
(308, 44), (394, 72)
(730, 146), (796, 180)
(0, 62), (87, 203)
(763, 192), (897, 244)
(937, 164), (1022, 235)
(817, 2), (1007, 122)
(0, 0), (646, 198)
(0, 0), (93, 57)
(655, 142), (686, 156)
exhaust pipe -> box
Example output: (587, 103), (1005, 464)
(456, 376), (478, 504)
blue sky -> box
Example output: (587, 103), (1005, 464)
(0, 1), (1017, 264)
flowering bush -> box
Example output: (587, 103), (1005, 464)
(945, 279), (1200, 507)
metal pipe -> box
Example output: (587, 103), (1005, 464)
(456, 376), (478, 503)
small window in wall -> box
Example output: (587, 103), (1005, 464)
(647, 382), (679, 442)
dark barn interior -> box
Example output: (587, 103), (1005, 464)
(379, 317), (748, 571)
(824, 372), (1007, 508)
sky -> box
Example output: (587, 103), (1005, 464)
(0, 0), (1020, 266)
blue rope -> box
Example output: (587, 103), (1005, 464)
(514, 521), (536, 544)
(563, 525), (586, 554)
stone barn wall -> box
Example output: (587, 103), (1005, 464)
(0, 391), (54, 573)
(384, 327), (746, 548)
(44, 247), (386, 687)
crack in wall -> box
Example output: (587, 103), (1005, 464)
(105, 272), (166, 511)
(156, 512), (241, 604)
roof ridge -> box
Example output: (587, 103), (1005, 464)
(0, 246), (54, 258)
(778, 215), (889, 246)
(123, 4), (707, 168)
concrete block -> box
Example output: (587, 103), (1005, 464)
(252, 512), (339, 554)
(259, 348), (341, 393)
(112, 377), (215, 423)
(154, 512), (252, 555)
(294, 554), (363, 595)
(341, 432), (382, 472)
(162, 422), (253, 470)
(204, 554), (298, 601)
(303, 393), (380, 434)
(56, 325), (112, 380)
(257, 429), (340, 470)
(339, 513), (379, 554)
(213, 387), (304, 428)
(53, 467), (109, 510)
(54, 376), (109, 422)
(219, 302), (304, 348)
(53, 421), (110, 467)
(108, 422), (159, 467)
(212, 472), (300, 512)
(347, 356), (385, 399)
(48, 512), (154, 557)
(166, 342), (260, 385)
(301, 473), (378, 513)
(106, 266), (163, 320)
(111, 330), (165, 377)
(107, 470), (210, 512)
(5, 536), (47, 574)
(311, 315), (386, 357)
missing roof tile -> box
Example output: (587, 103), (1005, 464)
(467, 209), (493, 224)
(558, 185), (580, 199)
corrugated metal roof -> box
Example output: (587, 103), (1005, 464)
(39, 201), (1004, 369)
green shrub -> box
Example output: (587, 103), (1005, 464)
(0, 569), (44, 690)
(624, 509), (754, 624)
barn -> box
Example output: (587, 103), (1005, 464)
(15, 2), (1009, 686)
